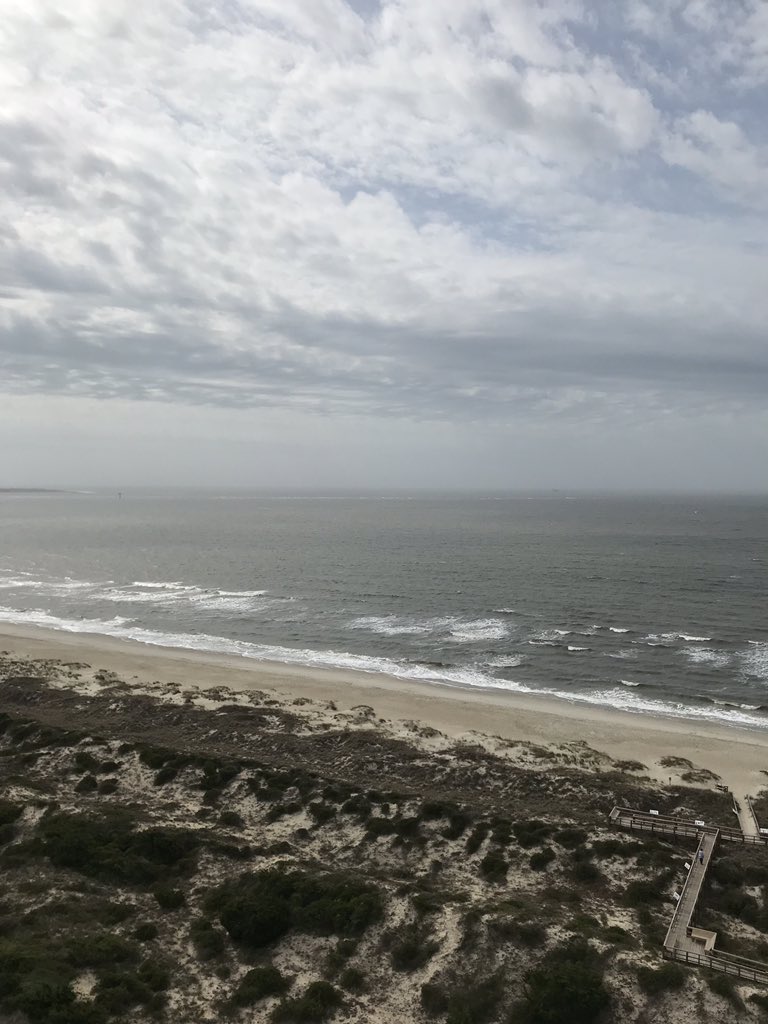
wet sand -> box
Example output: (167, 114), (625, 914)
(2, 622), (767, 798)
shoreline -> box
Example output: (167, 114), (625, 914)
(2, 621), (768, 798)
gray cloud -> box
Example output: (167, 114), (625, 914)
(0, 0), (767, 488)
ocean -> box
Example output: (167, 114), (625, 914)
(1, 490), (766, 729)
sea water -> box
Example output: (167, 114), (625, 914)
(0, 490), (766, 729)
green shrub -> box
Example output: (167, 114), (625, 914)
(190, 918), (226, 960)
(636, 962), (685, 995)
(571, 861), (602, 883)
(0, 823), (16, 846)
(133, 923), (158, 942)
(365, 817), (397, 837)
(624, 880), (661, 906)
(219, 810), (244, 828)
(443, 811), (470, 839)
(209, 869), (382, 949)
(38, 812), (199, 885)
(513, 820), (553, 848)
(422, 975), (502, 1024)
(0, 800), (23, 826)
(707, 972), (743, 1008)
(591, 838), (643, 859)
(272, 980), (341, 1022)
(153, 887), (185, 911)
(74, 751), (100, 772)
(465, 824), (488, 855)
(67, 934), (139, 968)
(491, 918), (548, 947)
(340, 795), (371, 819)
(75, 775), (98, 794)
(97, 779), (118, 796)
(390, 925), (439, 972)
(230, 965), (288, 1006)
(514, 939), (609, 1024)
(94, 969), (164, 1015)
(421, 800), (455, 820)
(554, 828), (587, 849)
(749, 992), (768, 1013)
(308, 803), (336, 826)
(338, 966), (365, 992)
(530, 848), (556, 871)
(153, 767), (178, 786)
(480, 850), (508, 882)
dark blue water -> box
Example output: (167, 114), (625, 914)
(1, 490), (766, 728)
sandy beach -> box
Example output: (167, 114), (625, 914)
(2, 622), (767, 800)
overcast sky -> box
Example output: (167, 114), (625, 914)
(1, 0), (767, 491)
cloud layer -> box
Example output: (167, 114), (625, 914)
(1, 0), (767, 451)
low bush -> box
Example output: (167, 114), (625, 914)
(490, 918), (547, 947)
(571, 861), (602, 883)
(153, 887), (185, 911)
(591, 838), (643, 859)
(636, 962), (685, 995)
(708, 972), (743, 1008)
(38, 811), (200, 886)
(513, 820), (552, 848)
(97, 779), (118, 796)
(308, 802), (336, 826)
(74, 775), (98, 794)
(0, 800), (23, 826)
(219, 810), (244, 828)
(67, 934), (139, 968)
(624, 880), (662, 907)
(465, 824), (488, 855)
(530, 848), (556, 871)
(229, 965), (288, 1006)
(365, 817), (397, 838)
(443, 810), (471, 840)
(422, 975), (503, 1024)
(190, 918), (226, 960)
(272, 980), (341, 1022)
(340, 795), (371, 819)
(389, 925), (439, 972)
(338, 966), (365, 992)
(480, 850), (508, 882)
(209, 869), (382, 949)
(513, 938), (609, 1024)
(133, 923), (158, 942)
(554, 828), (587, 849)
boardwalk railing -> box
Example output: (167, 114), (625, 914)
(610, 806), (767, 846)
(661, 831), (711, 950)
(663, 947), (768, 986)
(610, 805), (768, 986)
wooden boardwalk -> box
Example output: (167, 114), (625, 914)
(609, 805), (768, 985)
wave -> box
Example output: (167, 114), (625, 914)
(567, 645), (589, 652)
(620, 679), (641, 687)
(2, 604), (768, 731)
(646, 632), (713, 643)
(743, 643), (768, 680)
(351, 615), (510, 643)
(0, 573), (274, 615)
(683, 648), (731, 668)
(609, 627), (630, 633)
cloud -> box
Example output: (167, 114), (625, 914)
(0, 0), (766, 443)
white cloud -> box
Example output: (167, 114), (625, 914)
(0, 0), (766, 488)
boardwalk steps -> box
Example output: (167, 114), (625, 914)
(609, 804), (768, 986)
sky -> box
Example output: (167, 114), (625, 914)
(1, 0), (767, 491)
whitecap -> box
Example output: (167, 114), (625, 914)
(609, 627), (630, 634)
(567, 645), (589, 652)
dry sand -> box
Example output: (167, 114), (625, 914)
(2, 622), (767, 799)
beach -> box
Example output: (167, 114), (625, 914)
(3, 621), (767, 800)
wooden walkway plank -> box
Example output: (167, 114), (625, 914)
(609, 805), (768, 986)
